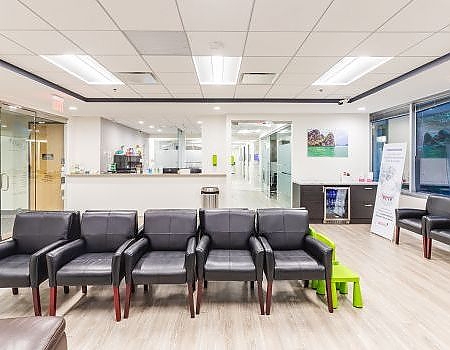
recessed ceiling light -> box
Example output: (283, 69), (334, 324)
(213, 106), (221, 110)
(68, 106), (78, 111)
(313, 56), (392, 86)
(8, 105), (20, 110)
(197, 121), (203, 124)
(38, 121), (45, 124)
(138, 121), (144, 125)
(1, 124), (7, 128)
(149, 125), (155, 129)
(193, 56), (241, 85)
(41, 55), (124, 85)
(157, 129), (162, 132)
(357, 107), (366, 111)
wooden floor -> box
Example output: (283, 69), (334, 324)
(1, 225), (449, 350)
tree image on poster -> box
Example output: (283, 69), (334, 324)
(307, 129), (348, 157)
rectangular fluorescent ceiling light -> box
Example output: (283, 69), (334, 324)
(313, 56), (392, 86)
(41, 55), (123, 85)
(193, 56), (241, 85)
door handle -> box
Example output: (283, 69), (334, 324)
(1, 173), (9, 191)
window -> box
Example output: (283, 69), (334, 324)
(415, 101), (450, 196)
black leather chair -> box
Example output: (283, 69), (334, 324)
(46, 210), (138, 321)
(0, 211), (79, 316)
(123, 209), (197, 318)
(196, 209), (265, 315)
(256, 208), (333, 314)
(395, 195), (450, 257)
(423, 198), (450, 259)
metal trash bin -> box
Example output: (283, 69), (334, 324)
(201, 186), (219, 208)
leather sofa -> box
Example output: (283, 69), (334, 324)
(257, 208), (333, 314)
(395, 195), (450, 256)
(0, 211), (80, 316)
(423, 198), (450, 259)
(0, 316), (67, 350)
(123, 209), (197, 318)
(46, 210), (138, 321)
(196, 209), (265, 315)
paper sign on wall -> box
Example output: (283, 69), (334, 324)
(371, 143), (407, 240)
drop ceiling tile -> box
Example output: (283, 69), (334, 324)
(202, 85), (235, 97)
(284, 56), (341, 74)
(235, 85), (271, 98)
(250, 0), (332, 31)
(94, 55), (148, 72)
(166, 85), (202, 94)
(137, 92), (172, 98)
(239, 57), (290, 73)
(297, 32), (369, 56)
(0, 35), (32, 55)
(265, 85), (305, 98)
(99, 0), (182, 30)
(295, 85), (339, 98)
(245, 32), (308, 56)
(143, 56), (195, 73)
(315, 0), (410, 32)
(0, 0), (51, 30)
(63, 31), (137, 55)
(188, 32), (246, 56)
(371, 56), (438, 74)
(400, 33), (450, 57)
(275, 73), (318, 86)
(125, 31), (190, 55)
(350, 32), (431, 56)
(178, 0), (253, 31)
(37, 71), (93, 86)
(332, 73), (397, 95)
(63, 85), (110, 98)
(128, 84), (169, 95)
(1, 31), (83, 55)
(172, 92), (203, 98)
(21, 0), (116, 30)
(94, 85), (140, 97)
(0, 54), (62, 72)
(380, 0), (450, 32)
(157, 72), (199, 85)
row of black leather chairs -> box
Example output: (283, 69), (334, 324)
(395, 195), (450, 258)
(0, 208), (333, 322)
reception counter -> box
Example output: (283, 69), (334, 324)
(65, 173), (227, 214)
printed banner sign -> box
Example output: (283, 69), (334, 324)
(371, 143), (407, 240)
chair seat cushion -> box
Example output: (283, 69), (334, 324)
(429, 229), (450, 245)
(397, 218), (422, 234)
(205, 249), (256, 281)
(57, 253), (113, 286)
(274, 250), (325, 280)
(132, 251), (186, 284)
(0, 254), (30, 288)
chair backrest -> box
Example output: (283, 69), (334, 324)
(143, 209), (197, 250)
(200, 209), (255, 249)
(426, 195), (450, 218)
(81, 211), (137, 252)
(13, 211), (80, 254)
(257, 208), (309, 250)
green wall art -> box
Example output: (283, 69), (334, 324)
(307, 129), (349, 157)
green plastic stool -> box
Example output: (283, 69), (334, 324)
(309, 229), (363, 309)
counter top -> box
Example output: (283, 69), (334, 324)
(293, 181), (377, 186)
(66, 173), (227, 178)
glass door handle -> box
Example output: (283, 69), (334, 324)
(1, 173), (9, 191)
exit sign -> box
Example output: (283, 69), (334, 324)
(52, 95), (64, 113)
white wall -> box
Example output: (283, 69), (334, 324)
(201, 115), (227, 173)
(66, 116), (101, 172)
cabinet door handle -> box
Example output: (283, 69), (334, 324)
(364, 187), (373, 190)
(364, 204), (373, 207)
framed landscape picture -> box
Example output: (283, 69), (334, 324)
(307, 129), (348, 157)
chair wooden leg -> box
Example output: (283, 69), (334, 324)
(187, 284), (195, 318)
(394, 226), (400, 244)
(266, 281), (273, 315)
(422, 235), (428, 258)
(143, 284), (149, 293)
(123, 283), (132, 319)
(32, 287), (41, 316)
(257, 281), (264, 315)
(204, 280), (208, 289)
(427, 238), (432, 259)
(82, 286), (87, 294)
(63, 286), (69, 294)
(12, 288), (18, 295)
(325, 278), (334, 313)
(131, 283), (135, 294)
(196, 279), (204, 315)
(250, 281), (255, 289)
(49, 287), (57, 316)
(192, 281), (196, 292)
(113, 286), (121, 322)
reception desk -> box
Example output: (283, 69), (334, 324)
(65, 173), (227, 214)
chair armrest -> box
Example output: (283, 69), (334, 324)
(123, 238), (149, 284)
(195, 235), (211, 280)
(112, 238), (136, 286)
(0, 239), (16, 260)
(30, 240), (68, 288)
(46, 239), (86, 287)
(304, 235), (332, 280)
(249, 236), (264, 281)
(424, 215), (450, 234)
(185, 236), (197, 283)
(259, 236), (274, 281)
(396, 208), (427, 221)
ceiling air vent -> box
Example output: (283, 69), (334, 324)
(240, 73), (277, 85)
(116, 72), (158, 85)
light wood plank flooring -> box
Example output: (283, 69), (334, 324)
(0, 225), (449, 350)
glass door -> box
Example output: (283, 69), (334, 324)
(0, 104), (36, 240)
